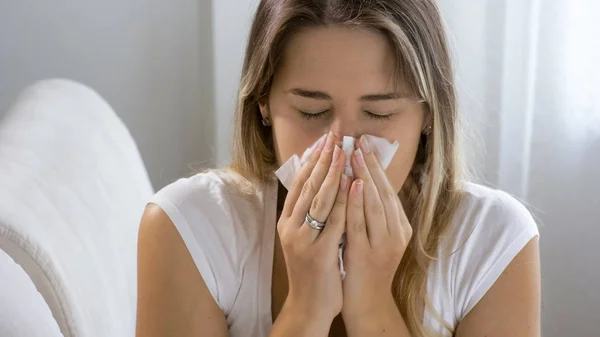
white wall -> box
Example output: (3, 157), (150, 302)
(439, 1), (600, 336)
(212, 0), (259, 167)
(0, 0), (214, 189)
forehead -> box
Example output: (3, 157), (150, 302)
(276, 25), (399, 93)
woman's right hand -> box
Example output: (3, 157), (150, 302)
(273, 131), (350, 335)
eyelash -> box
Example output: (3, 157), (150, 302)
(297, 110), (392, 121)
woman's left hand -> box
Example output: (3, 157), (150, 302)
(341, 135), (413, 320)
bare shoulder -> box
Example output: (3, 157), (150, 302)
(456, 237), (541, 337)
(135, 203), (228, 337)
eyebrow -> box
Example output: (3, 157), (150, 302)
(288, 88), (404, 101)
(359, 93), (404, 101)
(288, 88), (331, 100)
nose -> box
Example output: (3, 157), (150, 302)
(329, 115), (362, 139)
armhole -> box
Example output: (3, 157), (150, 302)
(462, 225), (539, 316)
(148, 196), (221, 311)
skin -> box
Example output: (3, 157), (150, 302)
(265, 26), (426, 194)
(136, 25), (541, 337)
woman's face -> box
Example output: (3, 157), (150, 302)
(260, 26), (428, 193)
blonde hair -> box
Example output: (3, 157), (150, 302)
(229, 0), (464, 335)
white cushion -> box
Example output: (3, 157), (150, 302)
(0, 79), (154, 337)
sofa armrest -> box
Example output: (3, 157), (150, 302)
(0, 248), (64, 337)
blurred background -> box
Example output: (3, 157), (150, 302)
(0, 0), (598, 336)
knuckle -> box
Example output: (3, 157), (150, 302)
(383, 189), (398, 203)
(290, 177), (305, 193)
(387, 239), (408, 258)
(280, 235), (294, 251)
(292, 167), (313, 188)
(327, 214), (341, 226)
(276, 218), (290, 235)
(334, 197), (347, 207)
(350, 200), (363, 213)
(351, 219), (366, 232)
(301, 179), (318, 196)
(317, 154), (330, 167)
(365, 201), (383, 215)
(311, 194), (326, 213)
(292, 168), (308, 184)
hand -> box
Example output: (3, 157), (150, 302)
(341, 135), (413, 319)
(275, 132), (350, 330)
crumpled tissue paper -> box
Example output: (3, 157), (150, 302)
(275, 134), (399, 278)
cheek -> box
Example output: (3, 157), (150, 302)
(271, 122), (316, 166)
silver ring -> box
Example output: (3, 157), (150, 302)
(305, 212), (326, 230)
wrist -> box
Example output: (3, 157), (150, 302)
(272, 298), (334, 337)
(343, 296), (405, 336)
(343, 290), (396, 317)
(343, 292), (399, 323)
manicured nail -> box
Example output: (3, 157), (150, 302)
(332, 145), (341, 164)
(324, 131), (334, 151)
(355, 179), (363, 194)
(316, 135), (327, 151)
(311, 144), (323, 159)
(311, 136), (326, 159)
(354, 149), (366, 167)
(360, 135), (371, 153)
(340, 174), (348, 192)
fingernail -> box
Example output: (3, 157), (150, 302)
(360, 135), (371, 153)
(332, 145), (341, 163)
(325, 131), (334, 151)
(311, 145), (322, 159)
(354, 149), (366, 167)
(355, 179), (363, 194)
(316, 135), (327, 151)
(311, 137), (326, 159)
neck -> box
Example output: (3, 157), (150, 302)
(276, 181), (287, 214)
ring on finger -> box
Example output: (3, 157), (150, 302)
(305, 212), (326, 230)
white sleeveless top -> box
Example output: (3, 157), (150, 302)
(149, 171), (539, 336)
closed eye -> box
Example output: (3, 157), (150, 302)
(364, 111), (393, 121)
(296, 109), (329, 120)
(296, 109), (393, 121)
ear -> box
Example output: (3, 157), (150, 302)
(422, 105), (433, 129)
(258, 99), (269, 119)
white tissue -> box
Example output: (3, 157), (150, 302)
(279, 134), (399, 189)
(274, 134), (399, 278)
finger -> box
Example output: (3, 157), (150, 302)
(346, 179), (369, 248)
(301, 146), (346, 240)
(281, 135), (327, 219)
(315, 173), (350, 245)
(290, 132), (340, 225)
(395, 192), (413, 238)
(357, 135), (402, 236)
(351, 148), (387, 245)
(300, 133), (328, 165)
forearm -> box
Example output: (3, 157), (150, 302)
(269, 302), (332, 337)
(344, 296), (411, 337)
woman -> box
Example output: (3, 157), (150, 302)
(136, 1), (541, 336)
